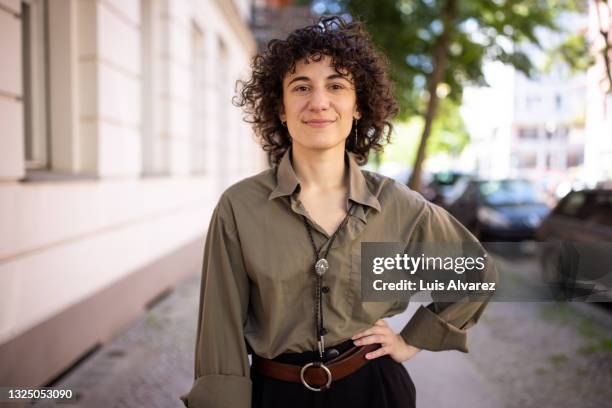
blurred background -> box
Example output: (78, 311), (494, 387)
(0, 0), (611, 407)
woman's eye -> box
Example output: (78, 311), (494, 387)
(330, 84), (344, 90)
(294, 85), (309, 92)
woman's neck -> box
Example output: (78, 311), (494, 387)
(291, 144), (347, 192)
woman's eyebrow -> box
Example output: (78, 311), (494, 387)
(287, 76), (310, 86)
(287, 74), (352, 86)
(327, 73), (352, 82)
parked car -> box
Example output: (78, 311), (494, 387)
(536, 188), (612, 301)
(537, 188), (612, 241)
(423, 171), (472, 209)
(448, 179), (550, 240)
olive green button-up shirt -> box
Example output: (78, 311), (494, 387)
(181, 148), (497, 408)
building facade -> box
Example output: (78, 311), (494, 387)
(460, 11), (596, 199)
(463, 5), (612, 196)
(510, 60), (587, 191)
(0, 0), (266, 387)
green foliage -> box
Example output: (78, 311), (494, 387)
(312, 0), (587, 119)
(546, 32), (596, 74)
(429, 98), (470, 154)
(307, 0), (589, 186)
(381, 98), (469, 165)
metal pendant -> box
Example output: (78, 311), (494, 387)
(315, 258), (329, 276)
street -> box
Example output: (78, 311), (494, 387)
(34, 253), (612, 408)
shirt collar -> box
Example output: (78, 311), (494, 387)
(268, 148), (300, 200)
(268, 148), (381, 220)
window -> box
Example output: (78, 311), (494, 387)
(555, 93), (562, 111)
(525, 95), (541, 110)
(141, 0), (169, 176)
(515, 151), (537, 168)
(216, 38), (230, 182)
(561, 191), (612, 226)
(22, 0), (50, 170)
(478, 180), (540, 206)
(585, 193), (612, 227)
(567, 150), (584, 168)
(558, 127), (569, 143)
(517, 127), (538, 140)
(191, 22), (206, 174)
(557, 191), (586, 218)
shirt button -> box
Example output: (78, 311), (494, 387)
(320, 327), (328, 335)
(321, 286), (330, 293)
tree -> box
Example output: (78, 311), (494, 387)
(313, 0), (585, 190)
(593, 0), (612, 94)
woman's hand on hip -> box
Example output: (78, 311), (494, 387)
(351, 319), (421, 363)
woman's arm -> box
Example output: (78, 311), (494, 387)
(181, 197), (251, 408)
(351, 202), (497, 361)
(399, 203), (498, 353)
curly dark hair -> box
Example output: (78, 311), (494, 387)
(233, 15), (399, 166)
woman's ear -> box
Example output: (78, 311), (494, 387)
(279, 106), (286, 123)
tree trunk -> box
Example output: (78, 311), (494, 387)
(408, 0), (458, 192)
(595, 0), (612, 94)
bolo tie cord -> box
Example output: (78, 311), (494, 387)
(301, 203), (354, 358)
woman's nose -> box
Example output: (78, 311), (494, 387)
(308, 88), (330, 111)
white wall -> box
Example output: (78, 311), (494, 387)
(0, 0), (266, 348)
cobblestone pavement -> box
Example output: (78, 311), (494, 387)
(31, 253), (612, 408)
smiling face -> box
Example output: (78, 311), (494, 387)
(280, 55), (361, 154)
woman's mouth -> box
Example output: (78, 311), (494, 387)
(303, 119), (336, 128)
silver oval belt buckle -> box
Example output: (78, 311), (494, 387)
(300, 361), (332, 392)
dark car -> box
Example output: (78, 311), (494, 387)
(537, 188), (612, 241)
(423, 171), (472, 209)
(536, 189), (612, 301)
(448, 179), (550, 240)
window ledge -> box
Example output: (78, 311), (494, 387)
(21, 170), (100, 183)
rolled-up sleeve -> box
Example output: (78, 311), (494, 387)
(399, 203), (498, 353)
(180, 197), (251, 408)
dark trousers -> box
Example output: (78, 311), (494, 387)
(251, 339), (416, 408)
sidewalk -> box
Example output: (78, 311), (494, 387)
(388, 307), (504, 408)
(34, 276), (200, 408)
(33, 275), (503, 408)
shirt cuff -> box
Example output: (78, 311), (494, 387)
(180, 374), (252, 408)
(400, 305), (468, 353)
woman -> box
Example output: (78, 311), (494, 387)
(181, 16), (495, 408)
